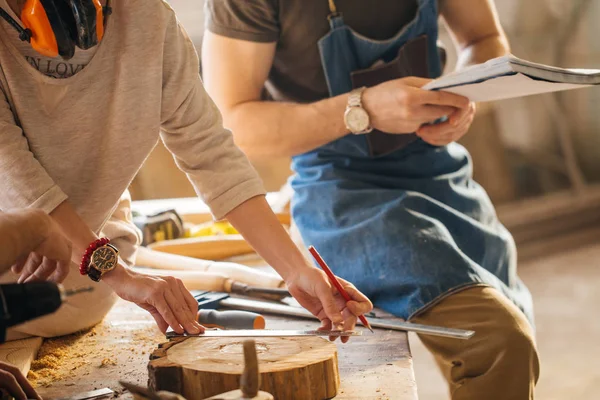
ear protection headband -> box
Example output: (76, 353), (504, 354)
(0, 0), (111, 60)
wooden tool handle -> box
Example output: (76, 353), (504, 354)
(132, 268), (231, 292)
(147, 235), (254, 260)
(136, 247), (285, 289)
(181, 212), (291, 227)
(240, 340), (260, 397)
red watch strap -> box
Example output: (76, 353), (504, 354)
(79, 238), (110, 275)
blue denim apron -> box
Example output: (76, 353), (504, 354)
(290, 0), (534, 323)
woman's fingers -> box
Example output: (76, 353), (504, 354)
(147, 308), (170, 334)
(178, 280), (201, 323)
(164, 284), (200, 334)
(340, 308), (358, 343)
(316, 282), (344, 330)
(163, 290), (196, 335)
(153, 294), (184, 335)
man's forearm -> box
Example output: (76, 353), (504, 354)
(227, 94), (350, 158)
(0, 209), (51, 269)
(455, 34), (510, 70)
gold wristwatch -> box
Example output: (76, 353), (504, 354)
(344, 87), (373, 134)
(88, 243), (119, 282)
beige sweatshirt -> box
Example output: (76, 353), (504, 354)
(0, 0), (265, 262)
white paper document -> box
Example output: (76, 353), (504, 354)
(423, 55), (600, 102)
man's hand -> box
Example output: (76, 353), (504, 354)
(0, 361), (40, 400)
(286, 267), (373, 343)
(104, 266), (204, 335)
(11, 219), (72, 284)
(417, 101), (476, 146)
(362, 77), (474, 145)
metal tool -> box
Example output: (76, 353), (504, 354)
(0, 282), (93, 343)
(120, 381), (163, 400)
(55, 387), (114, 400)
(190, 291), (474, 340)
(166, 329), (361, 339)
(195, 291), (266, 329)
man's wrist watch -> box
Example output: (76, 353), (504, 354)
(80, 238), (119, 282)
(344, 87), (373, 135)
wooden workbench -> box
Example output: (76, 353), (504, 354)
(34, 299), (417, 400)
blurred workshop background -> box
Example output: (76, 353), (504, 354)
(130, 1), (600, 399)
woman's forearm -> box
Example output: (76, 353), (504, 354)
(224, 196), (311, 280)
(49, 201), (126, 282)
(0, 209), (51, 269)
(226, 95), (350, 158)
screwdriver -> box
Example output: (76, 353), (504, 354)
(198, 309), (266, 330)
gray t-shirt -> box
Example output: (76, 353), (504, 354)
(0, 0), (265, 261)
(205, 0), (418, 102)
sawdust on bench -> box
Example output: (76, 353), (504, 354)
(27, 318), (163, 388)
(27, 327), (96, 387)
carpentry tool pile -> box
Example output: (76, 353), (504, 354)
(124, 209), (474, 399)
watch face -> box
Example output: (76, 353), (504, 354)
(91, 246), (118, 272)
(345, 107), (370, 133)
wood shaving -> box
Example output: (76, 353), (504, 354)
(27, 327), (95, 387)
(100, 358), (117, 367)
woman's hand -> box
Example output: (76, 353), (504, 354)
(362, 77), (473, 144)
(0, 361), (40, 400)
(11, 219), (72, 284)
(104, 266), (204, 335)
(286, 267), (373, 343)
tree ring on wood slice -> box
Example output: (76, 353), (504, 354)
(148, 336), (340, 400)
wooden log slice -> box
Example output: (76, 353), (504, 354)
(148, 337), (339, 400)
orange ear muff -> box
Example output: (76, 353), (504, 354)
(92, 0), (104, 42)
(20, 0), (58, 58)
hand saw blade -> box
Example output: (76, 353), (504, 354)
(166, 329), (361, 339)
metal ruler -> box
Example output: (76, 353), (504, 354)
(166, 329), (361, 339)
(218, 297), (474, 340)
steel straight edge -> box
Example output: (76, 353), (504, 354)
(220, 297), (474, 340)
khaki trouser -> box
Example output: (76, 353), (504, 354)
(411, 286), (540, 400)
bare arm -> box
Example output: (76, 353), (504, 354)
(201, 33), (349, 158)
(202, 32), (467, 158)
(440, 0), (510, 68)
(0, 209), (51, 269)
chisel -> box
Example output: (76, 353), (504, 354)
(55, 388), (114, 400)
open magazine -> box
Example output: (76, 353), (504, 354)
(423, 55), (600, 102)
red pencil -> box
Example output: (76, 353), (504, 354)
(308, 245), (374, 333)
